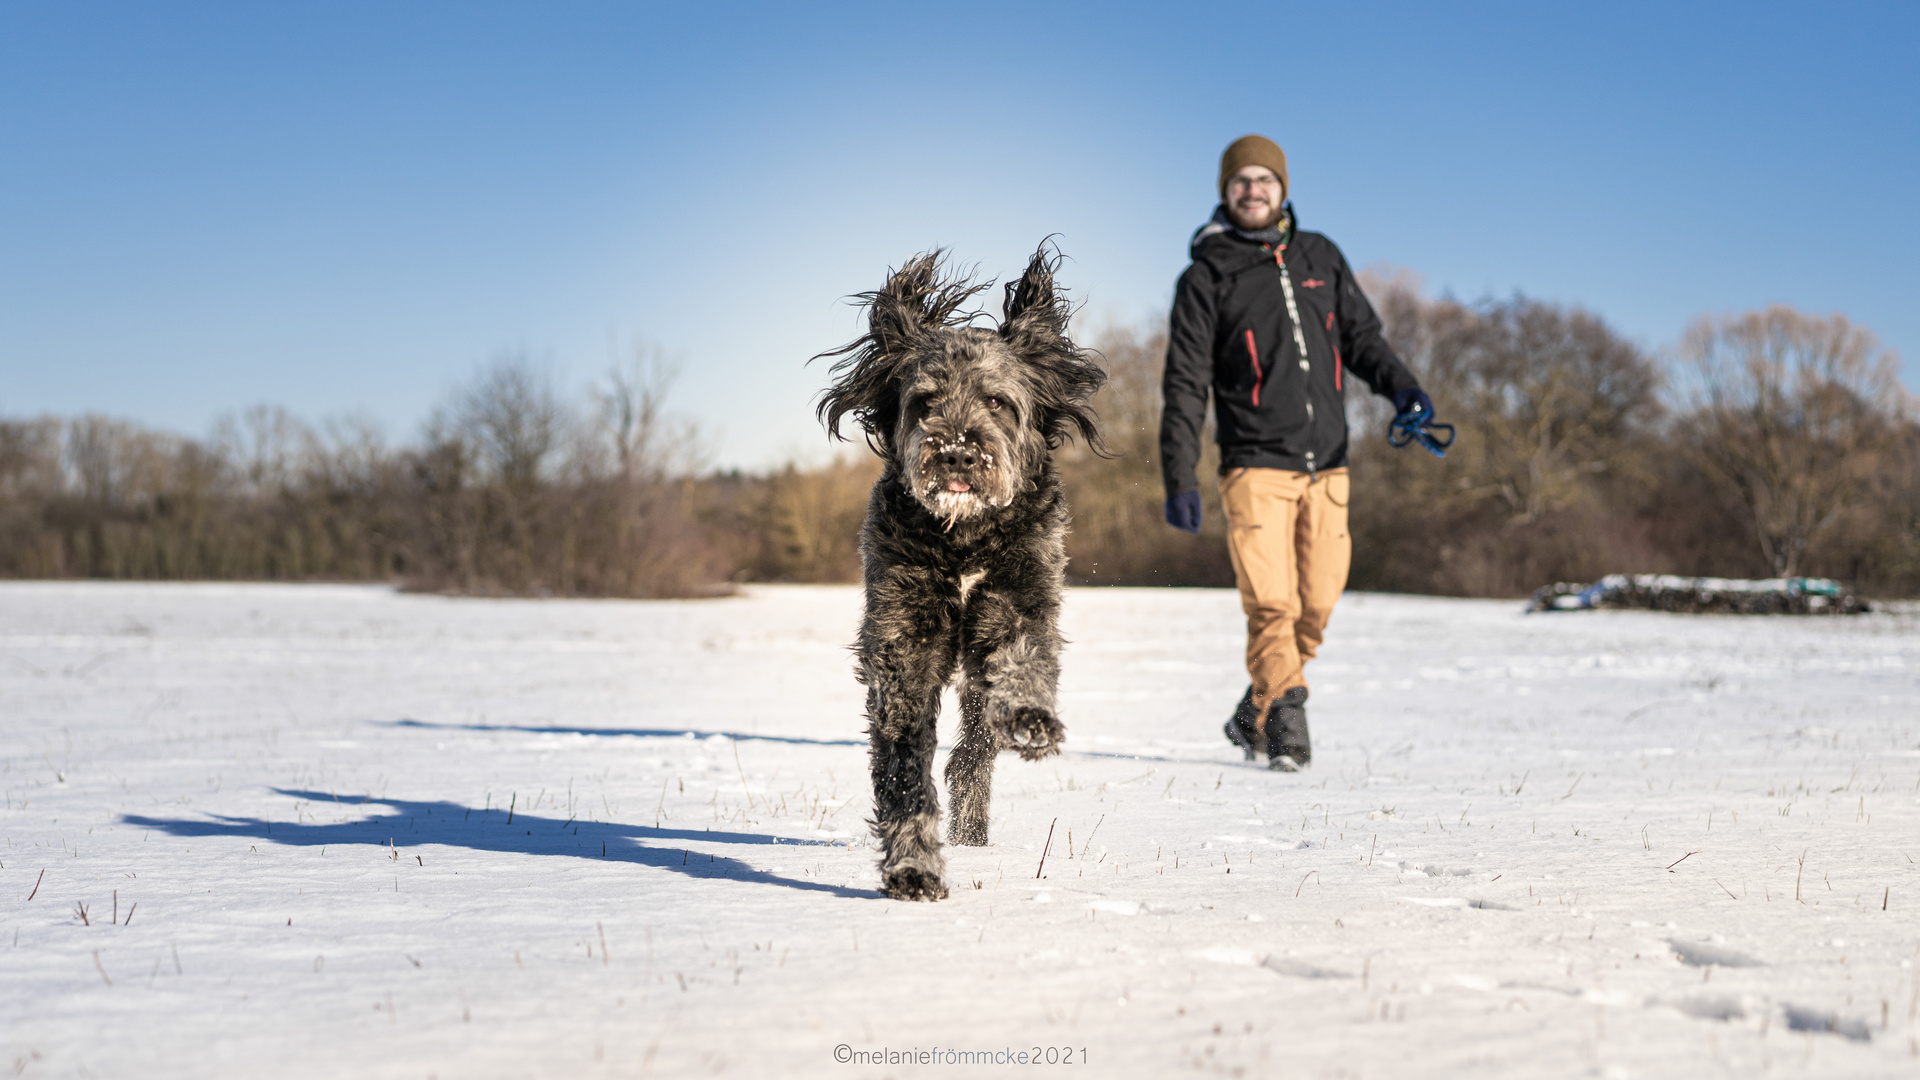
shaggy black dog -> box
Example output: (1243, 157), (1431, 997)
(815, 245), (1106, 901)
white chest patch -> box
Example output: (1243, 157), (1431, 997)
(958, 569), (987, 603)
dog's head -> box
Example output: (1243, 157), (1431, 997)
(815, 245), (1106, 525)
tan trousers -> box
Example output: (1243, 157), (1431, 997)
(1219, 467), (1351, 730)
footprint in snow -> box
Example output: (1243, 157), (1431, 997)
(1398, 861), (1474, 877)
(1662, 994), (1748, 1022)
(1397, 897), (1513, 910)
(1666, 939), (1761, 968)
(1782, 1004), (1872, 1042)
(1262, 957), (1352, 979)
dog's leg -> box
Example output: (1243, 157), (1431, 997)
(979, 627), (1065, 761)
(944, 669), (995, 846)
(963, 577), (1066, 763)
(861, 629), (956, 901)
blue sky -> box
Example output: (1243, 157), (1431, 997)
(3, 2), (1915, 469)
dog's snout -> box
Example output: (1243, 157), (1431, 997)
(937, 443), (979, 470)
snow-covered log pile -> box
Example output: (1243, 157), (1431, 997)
(1527, 573), (1869, 615)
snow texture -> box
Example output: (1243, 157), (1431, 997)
(3, 582), (1918, 1078)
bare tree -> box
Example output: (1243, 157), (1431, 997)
(306, 413), (392, 493)
(0, 417), (63, 498)
(1678, 305), (1910, 576)
(213, 404), (313, 498)
(440, 355), (568, 491)
(1360, 276), (1662, 526)
(587, 345), (695, 483)
(1347, 276), (1672, 595)
(63, 415), (184, 507)
(1421, 297), (1661, 525)
(1051, 321), (1233, 586)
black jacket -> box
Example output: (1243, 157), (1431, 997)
(1159, 207), (1421, 496)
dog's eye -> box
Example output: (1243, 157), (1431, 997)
(985, 396), (1001, 410)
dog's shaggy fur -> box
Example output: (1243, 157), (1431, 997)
(816, 245), (1106, 901)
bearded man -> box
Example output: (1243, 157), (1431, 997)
(1159, 134), (1438, 771)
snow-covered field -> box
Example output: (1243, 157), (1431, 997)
(3, 582), (1917, 1079)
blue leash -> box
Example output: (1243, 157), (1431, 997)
(1387, 403), (1456, 458)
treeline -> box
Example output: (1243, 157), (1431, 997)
(1346, 278), (1918, 597)
(0, 357), (727, 596)
(1046, 289), (1918, 597)
(3, 291), (1914, 598)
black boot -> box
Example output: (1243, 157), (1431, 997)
(1224, 686), (1261, 760)
(1266, 687), (1310, 772)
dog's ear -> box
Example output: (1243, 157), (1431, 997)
(1001, 243), (1109, 453)
(814, 251), (989, 455)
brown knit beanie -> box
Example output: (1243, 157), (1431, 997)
(1218, 134), (1289, 202)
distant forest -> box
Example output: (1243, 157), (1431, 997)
(4, 278), (1916, 599)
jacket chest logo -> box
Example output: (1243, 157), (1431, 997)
(1300, 278), (1326, 289)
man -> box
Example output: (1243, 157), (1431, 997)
(1159, 134), (1437, 772)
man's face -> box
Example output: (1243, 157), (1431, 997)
(1224, 165), (1285, 231)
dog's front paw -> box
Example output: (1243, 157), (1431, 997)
(997, 705), (1064, 761)
(881, 865), (951, 901)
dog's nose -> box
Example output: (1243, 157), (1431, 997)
(938, 444), (979, 470)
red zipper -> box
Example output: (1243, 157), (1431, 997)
(1244, 328), (1263, 406)
(1326, 311), (1342, 391)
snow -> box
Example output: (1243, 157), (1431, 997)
(3, 581), (1918, 1078)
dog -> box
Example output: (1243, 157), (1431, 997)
(814, 244), (1106, 901)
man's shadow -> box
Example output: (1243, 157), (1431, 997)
(122, 788), (879, 899)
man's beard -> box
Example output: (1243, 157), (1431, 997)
(1228, 201), (1284, 230)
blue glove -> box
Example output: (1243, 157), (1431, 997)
(1387, 387), (1456, 456)
(1392, 388), (1435, 426)
(1165, 490), (1202, 534)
